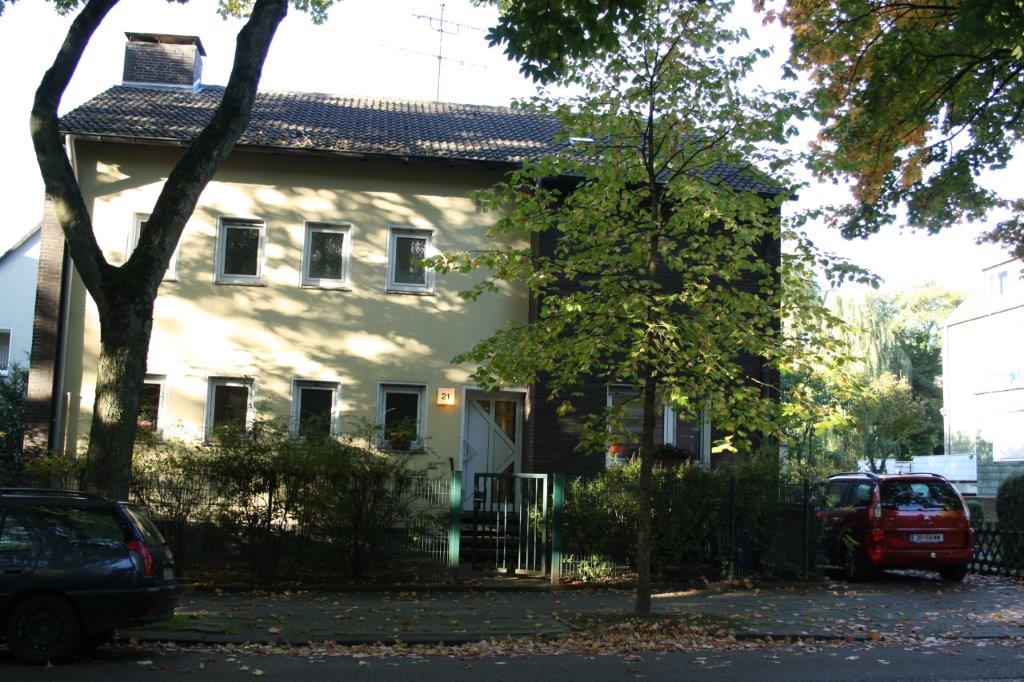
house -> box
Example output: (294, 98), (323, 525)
(24, 32), (780, 493)
(0, 225), (41, 377)
(943, 258), (1024, 498)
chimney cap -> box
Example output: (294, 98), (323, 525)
(124, 32), (206, 56)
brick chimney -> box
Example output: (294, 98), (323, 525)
(122, 32), (206, 90)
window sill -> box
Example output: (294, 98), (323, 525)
(215, 277), (267, 287)
(384, 288), (436, 297)
(301, 282), (352, 291)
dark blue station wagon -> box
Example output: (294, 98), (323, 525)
(0, 488), (178, 664)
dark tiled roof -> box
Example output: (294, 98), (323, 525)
(60, 85), (778, 193)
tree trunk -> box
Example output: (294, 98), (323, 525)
(634, 375), (658, 617)
(30, 0), (288, 495)
(81, 294), (156, 499)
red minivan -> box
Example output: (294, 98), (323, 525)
(817, 473), (975, 582)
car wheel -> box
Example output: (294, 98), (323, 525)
(4, 594), (82, 665)
(843, 540), (872, 582)
(939, 565), (968, 582)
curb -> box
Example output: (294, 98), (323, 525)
(118, 629), (1022, 648)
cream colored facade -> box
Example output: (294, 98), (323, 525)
(61, 139), (527, 471)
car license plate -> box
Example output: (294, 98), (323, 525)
(910, 533), (943, 543)
(163, 566), (175, 581)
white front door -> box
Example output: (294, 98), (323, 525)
(462, 390), (524, 508)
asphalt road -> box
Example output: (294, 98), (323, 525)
(3, 641), (1023, 680)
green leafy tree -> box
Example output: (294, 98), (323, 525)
(759, 0), (1024, 260)
(433, 0), (869, 615)
(0, 364), (29, 482)
(849, 372), (932, 473)
(14, 0), (647, 499)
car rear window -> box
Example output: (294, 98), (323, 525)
(881, 480), (961, 511)
(122, 505), (166, 545)
(29, 505), (130, 548)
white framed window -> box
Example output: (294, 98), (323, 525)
(606, 386), (644, 465)
(137, 374), (166, 433)
(290, 379), (342, 436)
(386, 226), (435, 293)
(301, 222), (352, 289)
(128, 213), (179, 280)
(215, 217), (266, 285)
(204, 376), (254, 437)
(0, 329), (11, 374)
(378, 383), (427, 451)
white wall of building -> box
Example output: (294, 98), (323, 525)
(0, 227), (40, 373)
(943, 258), (1024, 496)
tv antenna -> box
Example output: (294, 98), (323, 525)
(411, 2), (486, 101)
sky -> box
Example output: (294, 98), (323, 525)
(0, 0), (1013, 295)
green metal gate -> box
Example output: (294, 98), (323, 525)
(469, 473), (554, 576)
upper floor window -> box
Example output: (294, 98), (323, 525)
(128, 213), (179, 280)
(216, 218), (266, 285)
(302, 222), (352, 289)
(386, 227), (435, 294)
(0, 329), (10, 374)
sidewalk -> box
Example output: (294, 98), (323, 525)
(124, 572), (1024, 645)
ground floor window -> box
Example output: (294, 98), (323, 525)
(378, 383), (426, 451)
(606, 386), (709, 466)
(291, 380), (341, 437)
(206, 377), (253, 437)
(138, 375), (165, 433)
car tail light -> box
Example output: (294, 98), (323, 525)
(866, 528), (885, 563)
(127, 538), (154, 577)
(869, 486), (882, 523)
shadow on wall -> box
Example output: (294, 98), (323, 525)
(72, 142), (528, 440)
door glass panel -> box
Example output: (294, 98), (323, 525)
(494, 400), (517, 443)
(476, 399), (490, 414)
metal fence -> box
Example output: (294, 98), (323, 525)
(562, 476), (824, 582)
(128, 472), (454, 584)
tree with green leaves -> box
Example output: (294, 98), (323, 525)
(433, 0), (869, 615)
(849, 372), (932, 473)
(14, 0), (647, 499)
(0, 364), (28, 483)
(759, 0), (1024, 261)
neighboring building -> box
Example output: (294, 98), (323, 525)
(943, 258), (1024, 497)
(24, 33), (780, 492)
(859, 454), (977, 495)
(0, 226), (41, 376)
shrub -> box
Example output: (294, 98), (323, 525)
(995, 474), (1024, 528)
(133, 416), (432, 583)
(0, 364), (28, 484)
(564, 452), (789, 580)
(965, 499), (985, 527)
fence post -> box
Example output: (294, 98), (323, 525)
(729, 475), (737, 578)
(802, 479), (810, 580)
(550, 474), (565, 585)
(448, 470), (461, 576)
